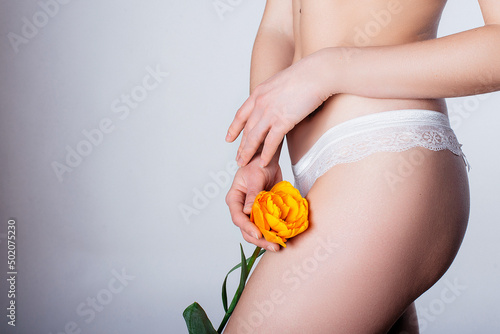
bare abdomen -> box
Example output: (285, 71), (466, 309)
(287, 0), (448, 164)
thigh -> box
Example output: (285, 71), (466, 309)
(224, 148), (469, 334)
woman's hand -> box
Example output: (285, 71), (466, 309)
(226, 53), (331, 167)
(225, 154), (283, 252)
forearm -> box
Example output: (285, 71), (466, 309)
(317, 24), (500, 100)
(250, 28), (294, 94)
(249, 28), (294, 162)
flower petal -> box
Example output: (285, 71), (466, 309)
(265, 213), (288, 233)
(271, 181), (303, 202)
(261, 228), (287, 248)
(282, 194), (299, 221)
(252, 203), (269, 231)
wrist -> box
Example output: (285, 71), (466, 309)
(310, 47), (348, 98)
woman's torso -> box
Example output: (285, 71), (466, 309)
(287, 0), (449, 164)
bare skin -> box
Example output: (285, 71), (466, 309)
(287, 0), (448, 164)
(228, 0), (500, 167)
(223, 0), (499, 332)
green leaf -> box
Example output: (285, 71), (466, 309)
(221, 264), (243, 313)
(221, 247), (266, 313)
(217, 246), (266, 333)
(238, 244), (248, 296)
(183, 302), (218, 334)
(247, 248), (266, 272)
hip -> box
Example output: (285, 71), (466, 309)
(287, 94), (448, 164)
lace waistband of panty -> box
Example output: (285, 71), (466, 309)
(292, 109), (469, 195)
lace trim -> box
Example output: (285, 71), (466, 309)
(292, 110), (469, 196)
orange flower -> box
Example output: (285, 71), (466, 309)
(250, 181), (309, 248)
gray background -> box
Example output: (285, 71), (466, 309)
(0, 0), (499, 333)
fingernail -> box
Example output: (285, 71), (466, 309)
(225, 131), (231, 141)
(267, 246), (276, 252)
(253, 232), (259, 239)
(237, 157), (244, 166)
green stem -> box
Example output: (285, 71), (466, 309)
(217, 246), (263, 333)
(246, 246), (263, 272)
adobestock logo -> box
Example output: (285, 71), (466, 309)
(352, 0), (403, 47)
(341, 0), (403, 60)
(51, 65), (169, 182)
(384, 149), (428, 191)
(178, 160), (239, 224)
(236, 235), (339, 333)
(51, 119), (116, 182)
(417, 278), (467, 332)
(8, 0), (74, 54)
(212, 0), (245, 21)
(48, 268), (135, 334)
(110, 66), (170, 120)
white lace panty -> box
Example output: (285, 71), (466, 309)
(292, 109), (469, 196)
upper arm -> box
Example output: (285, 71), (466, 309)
(258, 0), (294, 43)
(478, 0), (500, 25)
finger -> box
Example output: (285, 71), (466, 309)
(226, 98), (255, 143)
(243, 196), (255, 215)
(236, 127), (248, 162)
(241, 230), (281, 252)
(226, 188), (262, 239)
(227, 188), (281, 252)
(243, 179), (266, 215)
(237, 124), (270, 167)
(260, 128), (286, 167)
(236, 110), (262, 162)
(274, 166), (283, 184)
